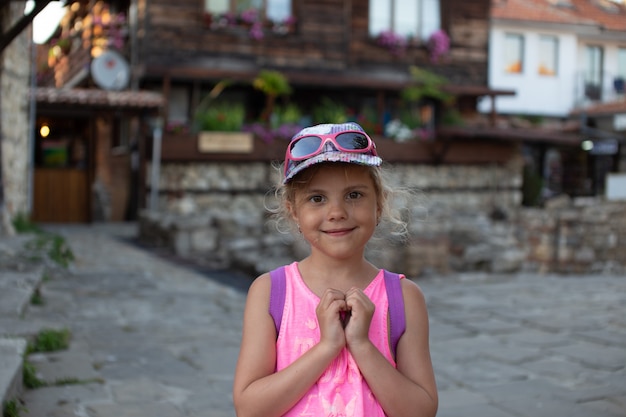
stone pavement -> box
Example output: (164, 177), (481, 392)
(0, 223), (625, 417)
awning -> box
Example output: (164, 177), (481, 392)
(32, 87), (165, 110)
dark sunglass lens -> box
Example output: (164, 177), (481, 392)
(336, 133), (369, 150)
(290, 136), (323, 158)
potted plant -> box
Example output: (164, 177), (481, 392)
(385, 66), (454, 142)
(193, 81), (253, 153)
(253, 70), (293, 123)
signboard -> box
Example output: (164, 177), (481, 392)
(606, 174), (626, 201)
(198, 132), (254, 153)
(614, 114), (626, 131)
(589, 139), (619, 155)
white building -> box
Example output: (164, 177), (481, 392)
(481, 0), (626, 118)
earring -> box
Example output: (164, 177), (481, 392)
(296, 223), (301, 233)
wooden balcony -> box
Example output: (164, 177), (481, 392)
(147, 131), (517, 166)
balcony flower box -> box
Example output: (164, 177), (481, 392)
(198, 131), (254, 153)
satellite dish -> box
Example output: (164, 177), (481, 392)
(90, 50), (130, 91)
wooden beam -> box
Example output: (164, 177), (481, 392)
(0, 0), (52, 52)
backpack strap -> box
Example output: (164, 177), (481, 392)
(269, 266), (287, 334)
(384, 270), (406, 356)
(269, 266), (406, 355)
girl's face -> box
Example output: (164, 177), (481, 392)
(288, 164), (381, 261)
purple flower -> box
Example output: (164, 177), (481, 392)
(249, 22), (264, 40)
(428, 29), (450, 63)
(240, 8), (259, 24)
(283, 15), (297, 26)
(376, 30), (407, 56)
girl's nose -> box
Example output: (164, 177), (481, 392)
(327, 198), (348, 220)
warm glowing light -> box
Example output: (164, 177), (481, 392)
(40, 124), (50, 138)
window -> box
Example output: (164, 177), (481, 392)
(538, 35), (558, 76)
(618, 48), (626, 78)
(615, 47), (626, 94)
(204, 0), (291, 22)
(504, 33), (524, 73)
(369, 0), (441, 40)
(584, 45), (603, 99)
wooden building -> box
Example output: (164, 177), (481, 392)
(35, 0), (582, 222)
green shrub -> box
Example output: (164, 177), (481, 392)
(196, 101), (246, 132)
(27, 328), (71, 354)
(312, 97), (349, 124)
(12, 213), (41, 234)
(24, 233), (74, 268)
(3, 399), (26, 417)
(23, 360), (46, 389)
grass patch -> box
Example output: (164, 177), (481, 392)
(30, 288), (44, 306)
(22, 360), (46, 389)
(2, 399), (26, 417)
(27, 328), (71, 354)
(25, 234), (74, 268)
(23, 360), (104, 389)
(13, 214), (75, 268)
(12, 213), (42, 234)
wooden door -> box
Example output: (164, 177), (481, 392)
(32, 168), (89, 223)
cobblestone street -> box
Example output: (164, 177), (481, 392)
(1, 224), (625, 417)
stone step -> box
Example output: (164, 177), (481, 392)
(0, 242), (45, 408)
(0, 338), (27, 406)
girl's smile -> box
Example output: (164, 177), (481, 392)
(290, 164), (380, 260)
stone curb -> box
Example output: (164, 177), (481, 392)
(0, 338), (27, 407)
(0, 234), (47, 409)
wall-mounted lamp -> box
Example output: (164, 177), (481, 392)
(39, 124), (50, 138)
(581, 140), (594, 152)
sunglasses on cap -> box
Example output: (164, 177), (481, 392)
(283, 130), (378, 178)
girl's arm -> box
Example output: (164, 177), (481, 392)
(232, 274), (346, 417)
(347, 279), (438, 417)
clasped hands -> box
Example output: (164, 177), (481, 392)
(316, 288), (376, 353)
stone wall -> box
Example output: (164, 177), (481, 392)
(1, 4), (32, 234)
(139, 159), (626, 277)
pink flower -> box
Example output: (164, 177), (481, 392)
(428, 29), (450, 63)
(376, 30), (407, 56)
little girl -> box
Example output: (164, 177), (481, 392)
(233, 122), (438, 417)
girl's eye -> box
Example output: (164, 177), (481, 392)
(347, 191), (362, 200)
(309, 195), (324, 203)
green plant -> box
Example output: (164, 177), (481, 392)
(3, 399), (26, 417)
(28, 234), (74, 267)
(195, 101), (246, 132)
(23, 360), (46, 389)
(253, 70), (293, 122)
(27, 328), (71, 354)
(522, 164), (544, 206)
(12, 213), (41, 234)
(30, 288), (44, 306)
(402, 66), (454, 104)
(312, 97), (350, 124)
(24, 232), (74, 268)
(271, 103), (302, 128)
(442, 108), (464, 127)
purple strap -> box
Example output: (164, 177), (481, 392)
(384, 270), (406, 356)
(269, 267), (286, 334)
(269, 267), (406, 354)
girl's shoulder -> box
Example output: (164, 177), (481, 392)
(400, 277), (426, 300)
(247, 271), (272, 302)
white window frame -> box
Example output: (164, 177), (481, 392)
(204, 0), (291, 22)
(369, 0), (441, 41)
(504, 33), (524, 74)
(538, 35), (558, 76)
(617, 47), (626, 79)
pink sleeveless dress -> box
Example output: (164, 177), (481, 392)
(275, 262), (395, 417)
